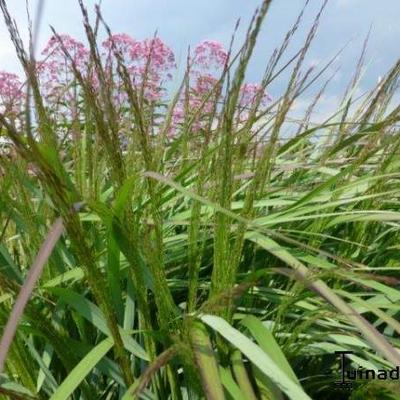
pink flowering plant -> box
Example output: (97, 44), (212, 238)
(39, 34), (89, 108)
(1, 32), (271, 138)
(0, 71), (23, 116)
(102, 34), (176, 105)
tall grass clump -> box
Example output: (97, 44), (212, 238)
(0, 0), (399, 399)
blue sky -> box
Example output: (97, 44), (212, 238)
(0, 0), (399, 118)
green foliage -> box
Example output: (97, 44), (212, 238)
(0, 0), (399, 399)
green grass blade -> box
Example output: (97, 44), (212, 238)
(201, 314), (312, 400)
(49, 337), (114, 400)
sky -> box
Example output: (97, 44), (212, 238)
(0, 0), (399, 119)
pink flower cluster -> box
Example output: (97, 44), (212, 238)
(192, 40), (228, 71)
(41, 34), (89, 66)
(38, 34), (89, 103)
(170, 41), (228, 134)
(239, 83), (272, 108)
(0, 34), (271, 132)
(0, 71), (23, 115)
(102, 33), (136, 58)
(235, 83), (272, 122)
(169, 42), (272, 134)
(103, 34), (175, 101)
